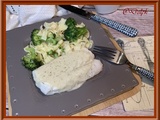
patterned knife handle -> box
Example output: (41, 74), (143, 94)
(130, 63), (154, 81)
(136, 67), (154, 81)
(91, 15), (138, 37)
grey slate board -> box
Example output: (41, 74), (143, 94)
(6, 13), (139, 116)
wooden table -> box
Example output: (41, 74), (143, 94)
(6, 5), (154, 116)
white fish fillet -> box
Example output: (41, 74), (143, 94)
(32, 49), (103, 95)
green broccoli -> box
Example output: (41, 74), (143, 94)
(64, 26), (88, 42)
(64, 26), (77, 42)
(31, 29), (39, 35)
(31, 29), (43, 46)
(46, 38), (57, 45)
(46, 32), (57, 45)
(22, 54), (43, 71)
(64, 17), (88, 42)
(65, 17), (77, 27)
(47, 50), (58, 58)
(75, 27), (88, 38)
(22, 47), (43, 70)
(47, 32), (56, 39)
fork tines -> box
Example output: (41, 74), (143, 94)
(92, 46), (117, 60)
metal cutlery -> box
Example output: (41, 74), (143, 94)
(59, 5), (138, 37)
(116, 39), (125, 50)
(92, 46), (154, 81)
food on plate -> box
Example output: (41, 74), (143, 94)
(63, 17), (88, 42)
(32, 48), (103, 95)
(21, 17), (93, 70)
(21, 17), (103, 95)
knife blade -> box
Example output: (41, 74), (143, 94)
(59, 5), (138, 37)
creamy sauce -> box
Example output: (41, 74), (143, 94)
(32, 49), (103, 95)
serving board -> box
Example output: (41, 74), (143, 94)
(6, 13), (140, 116)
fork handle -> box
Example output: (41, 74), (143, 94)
(130, 64), (154, 81)
(90, 15), (138, 37)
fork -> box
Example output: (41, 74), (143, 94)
(92, 46), (154, 81)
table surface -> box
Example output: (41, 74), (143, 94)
(6, 5), (154, 116)
(91, 5), (154, 116)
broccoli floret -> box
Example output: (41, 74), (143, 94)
(47, 32), (56, 38)
(75, 27), (88, 38)
(64, 17), (88, 42)
(46, 38), (57, 45)
(46, 32), (57, 45)
(47, 50), (58, 58)
(65, 17), (77, 27)
(22, 47), (43, 70)
(31, 29), (39, 35)
(31, 35), (43, 45)
(31, 29), (43, 46)
(22, 53), (43, 71)
(64, 26), (77, 42)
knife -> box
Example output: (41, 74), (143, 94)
(59, 5), (138, 37)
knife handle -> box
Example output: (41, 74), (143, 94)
(136, 66), (154, 81)
(91, 15), (138, 37)
(129, 62), (154, 81)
